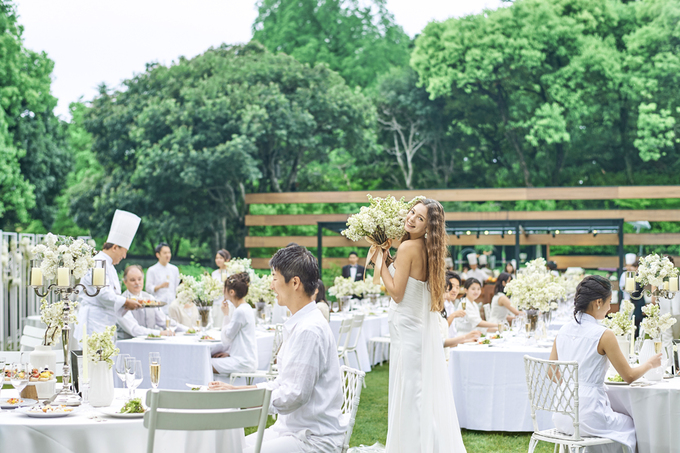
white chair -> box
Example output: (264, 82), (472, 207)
(368, 336), (390, 367)
(230, 324), (283, 385)
(340, 365), (366, 453)
(523, 355), (620, 453)
(336, 317), (354, 360)
(20, 325), (46, 351)
(339, 314), (365, 368)
(483, 303), (491, 322)
(144, 388), (271, 453)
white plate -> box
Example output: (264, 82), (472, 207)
(185, 383), (208, 391)
(605, 379), (629, 385)
(0, 398), (37, 409)
(19, 406), (77, 418)
(98, 406), (146, 418)
(144, 337), (165, 340)
(198, 338), (220, 342)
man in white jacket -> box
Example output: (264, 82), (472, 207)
(145, 242), (180, 314)
(77, 210), (143, 339)
(209, 245), (346, 453)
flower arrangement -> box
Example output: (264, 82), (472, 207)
(225, 258), (253, 275)
(641, 303), (677, 339)
(86, 325), (120, 368)
(328, 276), (357, 298)
(603, 300), (636, 337)
(354, 278), (383, 297)
(177, 273), (224, 307)
(636, 253), (678, 287)
(32, 233), (96, 281)
(504, 257), (566, 312)
(40, 299), (78, 346)
(246, 273), (276, 306)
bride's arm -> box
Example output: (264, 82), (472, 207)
(380, 242), (415, 303)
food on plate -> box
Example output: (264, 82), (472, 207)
(200, 335), (216, 341)
(29, 404), (73, 414)
(139, 299), (162, 307)
(147, 333), (161, 338)
(479, 339), (491, 345)
(28, 367), (55, 382)
(6, 398), (23, 405)
(186, 328), (197, 334)
(119, 398), (145, 414)
(607, 374), (624, 382)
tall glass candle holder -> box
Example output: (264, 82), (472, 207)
(92, 260), (106, 287)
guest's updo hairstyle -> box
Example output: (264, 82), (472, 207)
(225, 272), (250, 299)
(494, 272), (512, 295)
(573, 275), (611, 323)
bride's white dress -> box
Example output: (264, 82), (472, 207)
(386, 264), (466, 452)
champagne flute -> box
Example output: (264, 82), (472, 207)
(149, 352), (161, 390)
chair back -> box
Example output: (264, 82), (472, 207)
(144, 388), (271, 453)
(20, 325), (47, 352)
(483, 304), (491, 321)
(347, 314), (365, 351)
(268, 324), (284, 373)
(337, 317), (353, 352)
(523, 355), (580, 439)
(340, 365), (366, 453)
(0, 351), (23, 365)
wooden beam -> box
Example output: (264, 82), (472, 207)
(245, 235), (370, 248)
(251, 257), (351, 269)
(245, 186), (680, 205)
(550, 256), (619, 269)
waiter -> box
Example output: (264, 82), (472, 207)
(341, 251), (365, 282)
(77, 209), (143, 339)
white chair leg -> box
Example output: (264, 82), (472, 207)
(527, 437), (539, 453)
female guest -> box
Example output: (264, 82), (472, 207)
(168, 293), (200, 329)
(551, 275), (662, 453)
(212, 272), (258, 375)
(439, 272), (481, 361)
(454, 278), (498, 335)
(211, 249), (231, 282)
(380, 198), (466, 452)
(504, 261), (515, 275)
(488, 273), (521, 324)
(314, 279), (331, 322)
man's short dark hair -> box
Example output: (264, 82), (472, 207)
(270, 245), (319, 297)
(446, 271), (461, 291)
(155, 242), (171, 255)
(348, 251), (358, 257)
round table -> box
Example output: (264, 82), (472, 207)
(448, 336), (554, 431)
(0, 388), (244, 453)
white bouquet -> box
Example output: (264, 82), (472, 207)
(246, 273), (276, 306)
(40, 298), (78, 346)
(225, 258), (253, 275)
(32, 233), (96, 281)
(86, 325), (120, 368)
(641, 303), (677, 339)
(177, 273), (223, 307)
(505, 257), (566, 312)
(636, 253), (678, 287)
(328, 276), (357, 298)
(602, 300), (636, 337)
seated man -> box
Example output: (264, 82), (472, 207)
(209, 245), (345, 453)
(117, 265), (187, 339)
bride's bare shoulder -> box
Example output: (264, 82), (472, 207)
(397, 239), (424, 253)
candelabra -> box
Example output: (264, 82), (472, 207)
(625, 271), (679, 301)
(30, 261), (106, 405)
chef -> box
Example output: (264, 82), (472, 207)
(478, 254), (493, 279)
(76, 209), (143, 340)
(466, 253), (488, 283)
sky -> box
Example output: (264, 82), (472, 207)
(14, 0), (503, 119)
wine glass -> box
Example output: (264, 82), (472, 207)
(115, 354), (130, 399)
(10, 363), (29, 395)
(331, 301), (339, 313)
(149, 352), (161, 390)
(129, 360), (143, 398)
(125, 356), (137, 399)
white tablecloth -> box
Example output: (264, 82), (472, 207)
(607, 377), (680, 453)
(449, 337), (553, 431)
(116, 331), (275, 389)
(0, 388), (244, 453)
(330, 312), (389, 372)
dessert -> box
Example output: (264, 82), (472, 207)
(6, 398), (23, 405)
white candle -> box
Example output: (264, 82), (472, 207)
(57, 267), (70, 287)
(670, 277), (679, 292)
(82, 322), (88, 381)
(92, 268), (105, 286)
(664, 280), (670, 290)
(31, 268), (43, 286)
(625, 277), (636, 292)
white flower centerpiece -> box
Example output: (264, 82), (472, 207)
(177, 273), (224, 328)
(603, 300), (636, 361)
(328, 276), (357, 311)
(86, 325), (119, 406)
(40, 298), (78, 346)
(641, 303), (677, 340)
(634, 253), (679, 299)
(505, 258), (566, 331)
(32, 233), (96, 283)
(246, 273), (275, 306)
(342, 194), (423, 284)
(225, 257), (253, 275)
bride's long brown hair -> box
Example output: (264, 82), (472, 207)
(400, 198), (448, 312)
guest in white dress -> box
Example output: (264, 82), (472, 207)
(117, 265), (187, 339)
(454, 278), (498, 335)
(209, 245), (345, 453)
(145, 242), (180, 314)
(504, 260), (516, 276)
(442, 271), (473, 340)
(211, 249), (232, 326)
(551, 275), (662, 453)
(380, 198), (466, 452)
(211, 272), (258, 375)
(488, 273), (521, 324)
(313, 279), (331, 322)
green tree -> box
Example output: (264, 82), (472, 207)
(252, 0), (411, 88)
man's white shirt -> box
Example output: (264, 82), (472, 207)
(117, 289), (186, 339)
(77, 251), (125, 339)
(145, 262), (180, 306)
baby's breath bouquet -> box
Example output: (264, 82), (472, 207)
(87, 325), (119, 368)
(603, 300), (636, 336)
(328, 276), (357, 298)
(32, 233), (96, 281)
(505, 257), (566, 312)
(246, 273), (276, 306)
(225, 258), (253, 275)
(40, 299), (78, 346)
(636, 253), (678, 287)
(641, 303), (677, 339)
(177, 274), (223, 307)
(355, 278), (382, 297)
(342, 194), (424, 283)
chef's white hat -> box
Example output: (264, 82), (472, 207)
(106, 210), (141, 250)
(478, 254), (488, 265)
(467, 253), (478, 265)
(625, 253), (637, 265)
(445, 257), (454, 268)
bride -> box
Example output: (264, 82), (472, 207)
(380, 198), (466, 452)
